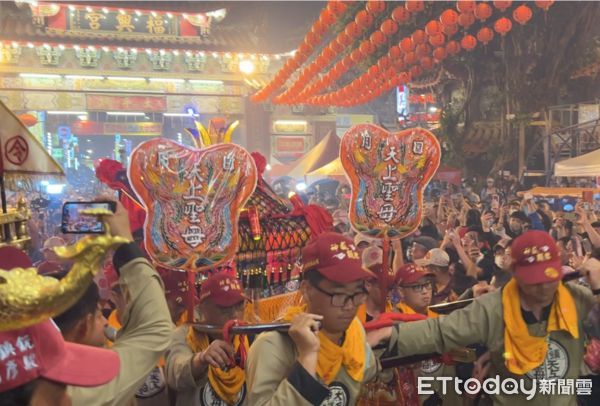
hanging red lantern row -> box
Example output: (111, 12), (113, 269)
(277, 0), (554, 107)
(251, 0), (345, 102)
(513, 4), (532, 25)
(282, 0), (431, 105)
(274, 2), (374, 104)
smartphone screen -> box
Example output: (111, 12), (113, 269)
(61, 201), (115, 234)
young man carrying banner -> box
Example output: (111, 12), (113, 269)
(245, 232), (379, 406)
(165, 271), (249, 406)
(369, 230), (600, 406)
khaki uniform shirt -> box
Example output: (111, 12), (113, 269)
(390, 283), (596, 406)
(165, 325), (246, 406)
(68, 255), (173, 405)
(245, 320), (379, 406)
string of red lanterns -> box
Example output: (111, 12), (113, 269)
(301, 3), (552, 107)
(252, 0), (555, 107)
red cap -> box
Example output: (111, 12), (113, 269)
(511, 230), (562, 285)
(158, 268), (193, 305)
(0, 246), (32, 270)
(302, 232), (375, 283)
(395, 263), (434, 286)
(0, 319), (119, 392)
(199, 272), (247, 307)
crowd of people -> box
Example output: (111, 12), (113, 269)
(1, 174), (600, 406)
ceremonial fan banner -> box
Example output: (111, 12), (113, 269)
(129, 139), (257, 272)
(0, 100), (64, 189)
(341, 124), (441, 239)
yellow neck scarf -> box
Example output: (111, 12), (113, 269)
(186, 327), (246, 405)
(356, 302), (393, 324)
(397, 302), (439, 318)
(283, 305), (366, 385)
(502, 279), (579, 375)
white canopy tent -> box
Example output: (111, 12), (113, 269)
(554, 148), (600, 177)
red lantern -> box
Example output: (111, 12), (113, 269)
(410, 65), (423, 78)
(351, 49), (363, 63)
(440, 9), (459, 26)
(460, 34), (477, 51)
(305, 31), (319, 47)
(297, 42), (311, 57)
(366, 0), (386, 15)
(433, 47), (447, 61)
(474, 2), (493, 21)
(398, 71), (410, 84)
(412, 29), (427, 45)
(391, 6), (411, 23)
(360, 40), (375, 55)
(425, 20), (442, 36)
(327, 1), (347, 16)
(337, 32), (352, 46)
(513, 4), (533, 25)
(378, 55), (392, 70)
(394, 59), (406, 70)
(493, 1), (513, 12)
(320, 9), (337, 26)
(494, 17), (513, 36)
(476, 27), (494, 45)
(345, 21), (362, 38)
(18, 113), (37, 127)
(381, 19), (398, 36)
(370, 30), (386, 47)
(420, 56), (434, 70)
(404, 51), (417, 65)
(355, 10), (374, 28)
(389, 45), (402, 59)
(456, 0), (476, 14)
(535, 0), (554, 11)
(342, 55), (354, 68)
(443, 24), (459, 37)
(400, 37), (415, 52)
(368, 65), (380, 78)
(416, 43), (431, 58)
(457, 12), (475, 28)
(322, 46), (336, 61)
(446, 40), (461, 55)
(312, 21), (327, 37)
(405, 0), (424, 13)
(330, 39), (344, 54)
(429, 33), (446, 47)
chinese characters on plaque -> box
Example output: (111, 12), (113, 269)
(341, 124), (441, 239)
(129, 139), (257, 272)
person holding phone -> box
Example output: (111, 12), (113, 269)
(65, 199), (173, 406)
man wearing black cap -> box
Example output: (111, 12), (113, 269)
(245, 232), (379, 405)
